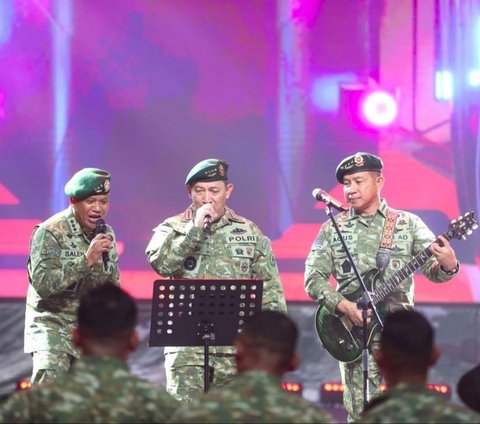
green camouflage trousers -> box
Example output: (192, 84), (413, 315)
(339, 339), (382, 423)
(164, 352), (236, 402)
(31, 350), (76, 385)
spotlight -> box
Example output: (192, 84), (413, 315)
(360, 90), (398, 128)
(339, 83), (399, 131)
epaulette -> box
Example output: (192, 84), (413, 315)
(183, 208), (193, 221)
(226, 208), (245, 223)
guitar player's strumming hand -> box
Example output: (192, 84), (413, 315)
(430, 235), (458, 273)
(337, 299), (372, 327)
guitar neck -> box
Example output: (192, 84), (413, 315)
(371, 234), (449, 305)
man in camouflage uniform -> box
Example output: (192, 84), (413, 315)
(146, 158), (287, 401)
(0, 284), (178, 423)
(25, 168), (120, 384)
(304, 152), (459, 422)
(357, 310), (480, 423)
(170, 310), (334, 423)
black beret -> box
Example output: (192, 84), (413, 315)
(64, 168), (111, 200)
(185, 159), (229, 185)
(335, 152), (383, 183)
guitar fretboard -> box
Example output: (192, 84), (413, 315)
(372, 249), (434, 305)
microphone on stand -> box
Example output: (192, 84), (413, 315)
(95, 219), (109, 270)
(312, 188), (348, 212)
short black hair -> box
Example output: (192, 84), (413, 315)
(78, 283), (137, 339)
(380, 309), (433, 372)
(240, 310), (298, 360)
(457, 364), (480, 413)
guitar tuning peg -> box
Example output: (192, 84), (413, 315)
(462, 235), (467, 240)
(467, 230), (472, 235)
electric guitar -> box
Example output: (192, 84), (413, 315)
(315, 211), (478, 363)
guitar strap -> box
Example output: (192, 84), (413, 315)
(375, 208), (399, 277)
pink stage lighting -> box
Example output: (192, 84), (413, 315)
(360, 90), (398, 128)
(0, 91), (5, 119)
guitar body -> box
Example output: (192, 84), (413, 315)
(315, 268), (388, 363)
(314, 211), (477, 363)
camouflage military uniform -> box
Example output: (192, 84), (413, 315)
(357, 382), (480, 423)
(25, 208), (120, 383)
(0, 355), (178, 423)
(146, 206), (287, 402)
(305, 200), (456, 422)
(169, 370), (334, 423)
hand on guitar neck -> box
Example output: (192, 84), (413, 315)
(337, 299), (372, 327)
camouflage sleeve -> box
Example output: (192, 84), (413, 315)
(0, 390), (33, 423)
(413, 215), (456, 283)
(108, 228), (121, 285)
(252, 233), (287, 314)
(28, 226), (92, 298)
(304, 223), (345, 314)
(145, 220), (205, 277)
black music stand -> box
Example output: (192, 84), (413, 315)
(149, 279), (264, 393)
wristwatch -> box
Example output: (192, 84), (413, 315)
(441, 261), (459, 275)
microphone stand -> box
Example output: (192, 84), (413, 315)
(323, 204), (383, 408)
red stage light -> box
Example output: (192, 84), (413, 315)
(282, 382), (303, 394)
(16, 380), (31, 391)
(320, 381), (450, 404)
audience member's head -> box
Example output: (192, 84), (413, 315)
(375, 309), (439, 385)
(235, 310), (299, 376)
(72, 283), (139, 360)
(457, 364), (480, 413)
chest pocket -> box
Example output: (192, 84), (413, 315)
(225, 233), (258, 276)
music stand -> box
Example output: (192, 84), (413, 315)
(149, 279), (264, 393)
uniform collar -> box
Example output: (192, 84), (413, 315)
(64, 207), (84, 235)
(348, 198), (389, 220)
(64, 207), (95, 238)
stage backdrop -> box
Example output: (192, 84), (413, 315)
(0, 0), (479, 303)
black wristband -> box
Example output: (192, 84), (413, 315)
(441, 262), (459, 276)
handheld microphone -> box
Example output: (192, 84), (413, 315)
(312, 188), (348, 212)
(95, 219), (109, 270)
(203, 215), (212, 231)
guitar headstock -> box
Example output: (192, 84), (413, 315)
(445, 211), (479, 241)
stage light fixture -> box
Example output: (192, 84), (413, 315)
(435, 70), (453, 101)
(16, 380), (31, 391)
(320, 382), (450, 404)
(360, 90), (398, 128)
(281, 381), (303, 395)
(468, 70), (480, 87)
(339, 83), (399, 132)
(320, 382), (344, 404)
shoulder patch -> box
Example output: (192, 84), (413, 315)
(41, 246), (61, 257)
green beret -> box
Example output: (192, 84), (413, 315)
(335, 152), (383, 183)
(64, 168), (111, 200)
(185, 159), (229, 185)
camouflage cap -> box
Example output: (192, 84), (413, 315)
(335, 152), (383, 183)
(185, 158), (229, 185)
(64, 167), (111, 200)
